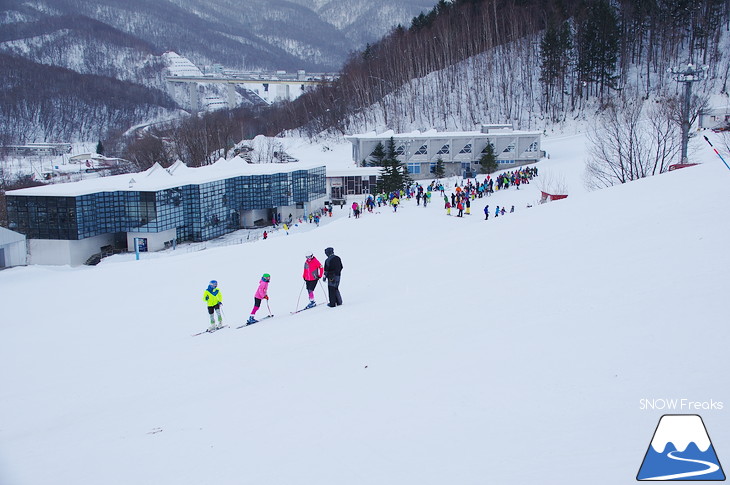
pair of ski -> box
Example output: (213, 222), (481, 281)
(239, 303), (319, 325)
(193, 304), (320, 336)
(235, 314), (274, 329)
(191, 325), (229, 336)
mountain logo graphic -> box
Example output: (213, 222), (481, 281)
(637, 414), (725, 481)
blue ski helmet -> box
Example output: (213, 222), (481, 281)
(209, 280), (218, 286)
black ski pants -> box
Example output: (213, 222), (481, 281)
(327, 275), (343, 306)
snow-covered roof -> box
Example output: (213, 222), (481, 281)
(345, 127), (541, 141)
(326, 167), (381, 177)
(7, 158), (324, 197)
(69, 153), (105, 161)
(0, 226), (26, 244)
(702, 105), (730, 115)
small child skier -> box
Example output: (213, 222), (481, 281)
(203, 280), (223, 330)
(247, 273), (271, 324)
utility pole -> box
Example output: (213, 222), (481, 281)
(668, 64), (708, 163)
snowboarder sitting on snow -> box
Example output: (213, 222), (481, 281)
(247, 273), (270, 324)
(303, 252), (324, 309)
(323, 247), (343, 307)
(203, 280), (223, 331)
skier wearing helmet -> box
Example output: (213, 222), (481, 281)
(203, 280), (223, 331)
(303, 252), (323, 309)
(247, 273), (270, 324)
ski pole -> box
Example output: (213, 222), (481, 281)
(295, 280), (305, 311)
(703, 136), (730, 171)
(266, 299), (273, 317)
(318, 278), (330, 304)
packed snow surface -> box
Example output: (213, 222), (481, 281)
(1, 133), (729, 484)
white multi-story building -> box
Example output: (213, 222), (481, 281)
(346, 124), (544, 179)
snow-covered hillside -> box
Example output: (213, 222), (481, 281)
(1, 133), (729, 484)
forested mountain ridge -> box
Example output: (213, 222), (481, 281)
(0, 15), (167, 88)
(0, 0), (434, 73)
(117, 0), (730, 172)
(0, 0), (433, 143)
(270, 0), (730, 136)
(0, 53), (179, 144)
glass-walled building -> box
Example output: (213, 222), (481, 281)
(325, 167), (381, 203)
(6, 159), (326, 265)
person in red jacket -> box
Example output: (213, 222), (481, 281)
(303, 252), (324, 308)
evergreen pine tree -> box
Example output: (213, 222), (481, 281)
(434, 156), (446, 178)
(385, 136), (397, 161)
(96, 140), (105, 156)
(577, 0), (620, 98)
(540, 21), (573, 116)
(369, 141), (387, 166)
(378, 136), (408, 194)
(479, 144), (498, 174)
(362, 43), (373, 61)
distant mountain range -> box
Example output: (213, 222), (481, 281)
(0, 0), (434, 143)
(1, 0), (434, 73)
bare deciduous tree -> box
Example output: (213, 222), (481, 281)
(536, 171), (569, 197)
(585, 94), (682, 189)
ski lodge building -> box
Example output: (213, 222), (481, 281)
(346, 124), (544, 179)
(6, 158), (326, 265)
(325, 167), (381, 204)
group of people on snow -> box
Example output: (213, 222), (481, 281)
(262, 206), (332, 239)
(202, 247), (344, 332)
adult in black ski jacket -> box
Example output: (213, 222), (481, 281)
(323, 247), (343, 307)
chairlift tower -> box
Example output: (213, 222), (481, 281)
(668, 63), (709, 164)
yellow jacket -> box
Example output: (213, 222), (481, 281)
(203, 286), (223, 307)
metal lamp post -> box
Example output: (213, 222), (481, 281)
(668, 64), (709, 164)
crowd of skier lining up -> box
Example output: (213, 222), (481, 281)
(201, 247), (344, 332)
(348, 166), (539, 219)
(262, 205), (333, 239)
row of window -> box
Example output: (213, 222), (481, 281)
(8, 168), (326, 241)
(373, 140), (539, 158)
(404, 158), (527, 174)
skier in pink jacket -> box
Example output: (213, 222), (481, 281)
(247, 273), (270, 324)
(302, 252), (324, 308)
